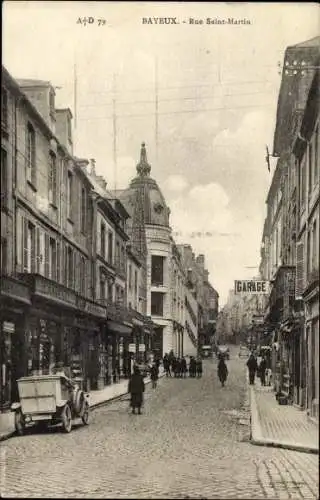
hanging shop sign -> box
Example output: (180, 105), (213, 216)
(234, 280), (270, 294)
(128, 343), (136, 353)
(138, 344), (146, 352)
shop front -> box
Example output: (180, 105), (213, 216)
(0, 276), (31, 410)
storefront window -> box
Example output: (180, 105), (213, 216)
(0, 321), (13, 408)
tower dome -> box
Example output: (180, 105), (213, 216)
(123, 143), (170, 227)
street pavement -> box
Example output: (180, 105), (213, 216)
(1, 347), (318, 499)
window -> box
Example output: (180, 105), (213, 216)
(121, 245), (125, 271)
(307, 230), (311, 275)
(26, 123), (36, 185)
(299, 155), (306, 209)
(116, 285), (120, 302)
(49, 91), (55, 115)
(128, 264), (132, 290)
(67, 247), (74, 287)
(26, 222), (36, 273)
(314, 125), (319, 185)
(312, 220), (317, 271)
(100, 274), (105, 300)
(67, 117), (72, 143)
(308, 142), (313, 194)
(108, 231), (113, 264)
(1, 87), (8, 129)
(80, 188), (86, 233)
(79, 257), (86, 295)
(100, 223), (106, 258)
(1, 148), (8, 210)
(1, 237), (7, 274)
(151, 256), (164, 285)
(49, 238), (57, 280)
(107, 281), (113, 302)
(48, 152), (57, 205)
(115, 241), (120, 268)
(151, 292), (164, 316)
(67, 171), (73, 219)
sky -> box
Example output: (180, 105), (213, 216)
(3, 1), (319, 306)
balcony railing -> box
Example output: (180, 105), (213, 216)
(17, 273), (107, 318)
(303, 267), (319, 297)
(98, 298), (133, 325)
(18, 273), (78, 308)
(0, 275), (31, 305)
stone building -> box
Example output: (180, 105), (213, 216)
(0, 68), (109, 409)
(259, 36), (319, 414)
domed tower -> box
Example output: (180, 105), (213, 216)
(118, 143), (173, 358)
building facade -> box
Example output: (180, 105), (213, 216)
(259, 37), (319, 415)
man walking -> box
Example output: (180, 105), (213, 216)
(247, 353), (258, 385)
(259, 357), (267, 386)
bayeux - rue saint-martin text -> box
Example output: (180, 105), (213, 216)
(142, 17), (251, 25)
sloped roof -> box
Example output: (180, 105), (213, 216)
(16, 78), (51, 87)
(289, 36), (320, 49)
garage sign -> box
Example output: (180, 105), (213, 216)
(234, 280), (270, 294)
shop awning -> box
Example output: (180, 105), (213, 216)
(107, 321), (132, 336)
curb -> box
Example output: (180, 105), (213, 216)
(249, 385), (319, 455)
(0, 373), (166, 442)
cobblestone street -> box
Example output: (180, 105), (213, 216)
(1, 351), (318, 499)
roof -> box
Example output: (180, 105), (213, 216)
(289, 36), (320, 49)
(16, 78), (52, 88)
(118, 143), (171, 228)
(273, 37), (320, 156)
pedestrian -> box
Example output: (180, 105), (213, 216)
(196, 358), (203, 378)
(189, 356), (196, 378)
(247, 353), (258, 385)
(163, 354), (171, 377)
(259, 357), (267, 386)
(181, 356), (187, 378)
(217, 357), (228, 387)
(128, 365), (145, 415)
(150, 362), (159, 389)
(172, 357), (179, 378)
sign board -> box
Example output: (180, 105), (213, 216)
(138, 344), (146, 352)
(129, 343), (136, 353)
(252, 315), (264, 325)
(234, 280), (270, 294)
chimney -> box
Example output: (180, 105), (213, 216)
(196, 254), (205, 267)
(96, 176), (107, 191)
(55, 108), (73, 154)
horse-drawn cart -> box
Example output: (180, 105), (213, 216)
(11, 374), (90, 435)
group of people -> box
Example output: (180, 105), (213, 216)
(246, 353), (271, 386)
(163, 353), (203, 378)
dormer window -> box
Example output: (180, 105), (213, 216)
(49, 91), (55, 116)
(67, 117), (72, 143)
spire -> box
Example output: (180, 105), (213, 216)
(136, 142), (151, 177)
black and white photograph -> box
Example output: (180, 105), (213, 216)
(1, 1), (319, 498)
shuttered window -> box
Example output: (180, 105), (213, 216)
(57, 241), (61, 283)
(48, 152), (57, 205)
(295, 241), (304, 299)
(44, 233), (50, 278)
(26, 123), (36, 186)
(1, 148), (8, 211)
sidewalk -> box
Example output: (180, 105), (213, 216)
(0, 368), (164, 442)
(250, 384), (319, 454)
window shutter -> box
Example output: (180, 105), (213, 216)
(57, 241), (61, 283)
(72, 176), (78, 222)
(44, 233), (50, 278)
(63, 244), (68, 284)
(23, 218), (28, 272)
(36, 227), (41, 273)
(74, 252), (79, 292)
(295, 241), (304, 299)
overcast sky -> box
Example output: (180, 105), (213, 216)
(3, 1), (319, 306)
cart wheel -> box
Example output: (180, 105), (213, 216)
(61, 404), (72, 433)
(15, 410), (25, 436)
(81, 402), (90, 425)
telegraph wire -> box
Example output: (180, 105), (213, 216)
(78, 102), (275, 121)
(79, 89), (277, 108)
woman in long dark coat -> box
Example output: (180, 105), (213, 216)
(128, 366), (145, 414)
(218, 358), (228, 387)
(196, 358), (203, 378)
